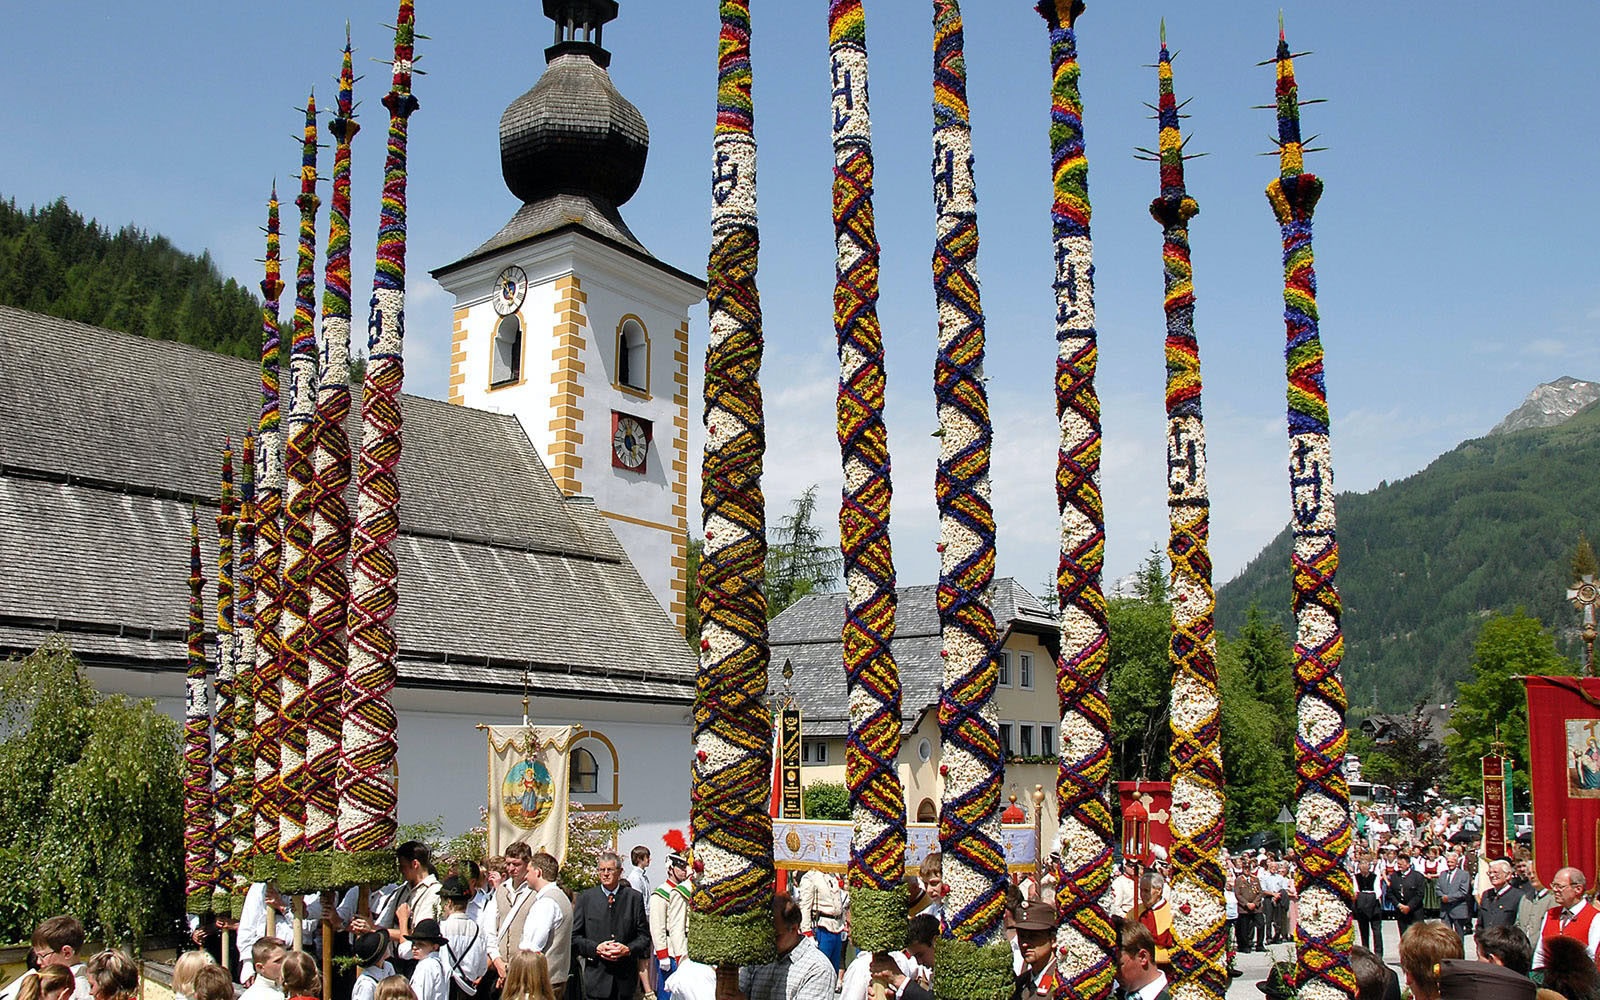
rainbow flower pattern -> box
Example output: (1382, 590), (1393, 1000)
(689, 0), (776, 967)
(1265, 26), (1355, 1000)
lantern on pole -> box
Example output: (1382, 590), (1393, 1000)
(1124, 792), (1151, 864)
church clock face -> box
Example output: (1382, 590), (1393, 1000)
(611, 412), (650, 472)
(492, 265), (528, 316)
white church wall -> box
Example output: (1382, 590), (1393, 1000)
(87, 664), (694, 891)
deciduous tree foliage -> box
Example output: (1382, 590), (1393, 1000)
(1445, 609), (1574, 802)
(0, 639), (182, 947)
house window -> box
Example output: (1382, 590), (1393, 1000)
(999, 722), (1015, 759)
(917, 799), (938, 822)
(1019, 723), (1034, 758)
(996, 651), (1011, 687)
(802, 739), (829, 765)
(917, 738), (932, 762)
(1040, 725), (1057, 758)
(617, 317), (649, 393)
(1019, 653), (1034, 690)
(569, 747), (599, 794)
(491, 314), (522, 385)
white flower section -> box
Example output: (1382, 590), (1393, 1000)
(322, 315), (352, 375)
(368, 289), (406, 358)
(1288, 433), (1336, 533)
(830, 44), (871, 149)
(1297, 886), (1347, 938)
(711, 135), (758, 228)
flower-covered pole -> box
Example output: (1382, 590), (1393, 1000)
(1151, 33), (1227, 1000)
(337, 0), (417, 888)
(928, 3), (1008, 997)
(828, 0), (906, 950)
(1035, 4), (1114, 999)
(184, 507), (218, 916)
(304, 35), (358, 892)
(233, 433), (259, 917)
(689, 0), (775, 976)
(213, 441), (238, 914)
(253, 185), (287, 882)
(1265, 23), (1355, 1000)
(279, 91), (323, 894)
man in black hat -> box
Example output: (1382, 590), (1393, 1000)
(1435, 958), (1535, 1000)
(407, 918), (452, 1000)
(1009, 901), (1062, 1000)
(1255, 962), (1296, 1000)
(440, 876), (488, 1000)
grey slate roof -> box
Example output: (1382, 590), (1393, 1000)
(767, 580), (1059, 738)
(0, 305), (695, 703)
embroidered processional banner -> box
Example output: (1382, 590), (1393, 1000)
(771, 819), (1037, 873)
(485, 725), (579, 861)
(1523, 677), (1600, 887)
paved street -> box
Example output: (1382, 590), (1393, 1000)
(1225, 926), (1478, 1000)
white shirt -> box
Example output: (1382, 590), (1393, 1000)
(665, 960), (717, 1000)
(411, 952), (448, 1000)
(485, 883), (533, 962)
(237, 882), (271, 982)
(1533, 900), (1600, 968)
(441, 912), (489, 990)
(1130, 972), (1169, 1000)
(468, 888), (492, 924)
(626, 865), (650, 896)
(520, 887), (566, 954)
(838, 949), (924, 1000)
(239, 978), (284, 1000)
(350, 965), (393, 1000)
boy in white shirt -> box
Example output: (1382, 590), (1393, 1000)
(407, 920), (450, 1000)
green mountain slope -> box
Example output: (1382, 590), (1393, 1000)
(1217, 407), (1594, 712)
(0, 196), (262, 360)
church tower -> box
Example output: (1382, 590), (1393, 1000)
(432, 0), (703, 632)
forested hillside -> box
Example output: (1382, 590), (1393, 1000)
(1217, 407), (1596, 713)
(0, 196), (261, 359)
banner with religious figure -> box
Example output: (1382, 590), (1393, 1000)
(1522, 677), (1600, 888)
(485, 725), (579, 860)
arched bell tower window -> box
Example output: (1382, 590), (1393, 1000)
(615, 316), (649, 395)
(491, 314), (524, 387)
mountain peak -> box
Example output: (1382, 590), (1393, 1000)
(1489, 376), (1600, 436)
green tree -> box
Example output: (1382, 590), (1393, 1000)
(766, 485), (840, 618)
(685, 537), (702, 649)
(1574, 534), (1599, 583)
(0, 638), (183, 948)
(1228, 605), (1296, 747)
(1445, 609), (1574, 801)
(801, 781), (850, 821)
(1107, 591), (1172, 781)
(1215, 642), (1294, 839)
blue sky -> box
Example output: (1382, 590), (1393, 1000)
(3, 1), (1596, 600)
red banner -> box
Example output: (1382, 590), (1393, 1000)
(1523, 677), (1600, 888)
(1117, 781), (1172, 862)
(1483, 754), (1508, 861)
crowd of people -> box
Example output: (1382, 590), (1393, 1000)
(16, 815), (1600, 1000)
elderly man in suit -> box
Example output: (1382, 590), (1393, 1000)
(1477, 859), (1525, 937)
(573, 852), (652, 1000)
(1437, 852), (1474, 937)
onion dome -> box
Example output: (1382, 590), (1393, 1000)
(500, 0), (648, 210)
